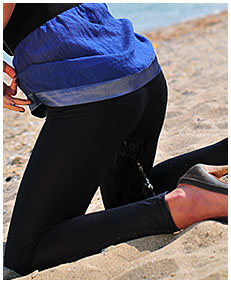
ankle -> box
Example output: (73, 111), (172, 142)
(165, 188), (190, 229)
(165, 185), (228, 230)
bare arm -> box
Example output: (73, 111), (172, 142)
(3, 3), (31, 112)
(3, 3), (16, 29)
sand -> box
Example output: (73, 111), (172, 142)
(3, 11), (228, 280)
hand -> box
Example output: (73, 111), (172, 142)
(3, 61), (31, 112)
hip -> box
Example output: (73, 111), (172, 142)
(45, 71), (167, 123)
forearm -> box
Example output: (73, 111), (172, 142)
(3, 3), (15, 29)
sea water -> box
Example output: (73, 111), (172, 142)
(107, 3), (228, 33)
(3, 3), (228, 65)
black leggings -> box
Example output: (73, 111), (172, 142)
(4, 72), (228, 275)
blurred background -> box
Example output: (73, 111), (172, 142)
(3, 3), (228, 66)
(107, 3), (227, 33)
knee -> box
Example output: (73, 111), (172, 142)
(4, 244), (35, 276)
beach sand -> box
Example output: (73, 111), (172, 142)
(3, 11), (228, 280)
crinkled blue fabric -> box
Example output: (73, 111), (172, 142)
(13, 3), (161, 117)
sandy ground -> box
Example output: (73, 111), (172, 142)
(3, 11), (228, 280)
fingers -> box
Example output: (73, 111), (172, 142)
(11, 97), (31, 106)
(3, 90), (31, 113)
(3, 96), (28, 112)
(10, 77), (18, 95)
(3, 81), (16, 96)
(4, 104), (25, 112)
(3, 62), (30, 113)
(3, 61), (18, 95)
(3, 61), (16, 79)
(3, 96), (24, 112)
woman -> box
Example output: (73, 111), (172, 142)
(3, 3), (228, 276)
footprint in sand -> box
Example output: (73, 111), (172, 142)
(166, 111), (183, 119)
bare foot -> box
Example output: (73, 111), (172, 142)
(165, 184), (228, 229)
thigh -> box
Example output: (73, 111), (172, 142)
(129, 71), (168, 173)
(4, 99), (139, 274)
(100, 71), (168, 208)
